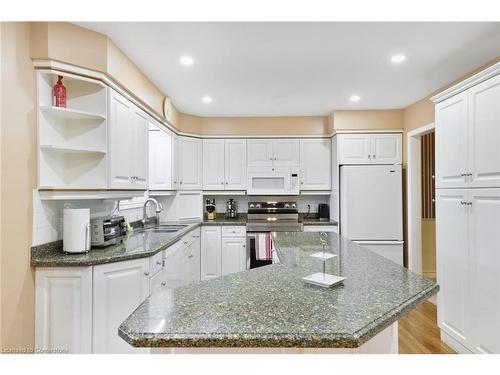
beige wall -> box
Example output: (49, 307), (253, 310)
(179, 114), (331, 136)
(1, 22), (37, 351)
(333, 110), (404, 131)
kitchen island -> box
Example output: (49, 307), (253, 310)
(118, 231), (437, 353)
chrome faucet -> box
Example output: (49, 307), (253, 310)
(142, 198), (163, 226)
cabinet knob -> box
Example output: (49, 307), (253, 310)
(188, 254), (194, 258)
(368, 155), (371, 158)
(156, 261), (162, 266)
(184, 241), (188, 244)
(180, 181), (183, 184)
(372, 154), (376, 158)
(161, 282), (166, 287)
(221, 182), (224, 184)
(225, 182), (228, 184)
(461, 173), (467, 177)
(144, 272), (150, 276)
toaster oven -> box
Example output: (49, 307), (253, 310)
(90, 215), (126, 248)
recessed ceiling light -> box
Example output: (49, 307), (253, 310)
(391, 53), (406, 64)
(350, 95), (361, 102)
(179, 56), (194, 66)
(201, 96), (212, 104)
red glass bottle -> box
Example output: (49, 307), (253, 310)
(52, 76), (67, 108)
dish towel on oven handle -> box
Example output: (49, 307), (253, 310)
(255, 233), (273, 261)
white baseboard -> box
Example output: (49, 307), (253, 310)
(441, 331), (472, 354)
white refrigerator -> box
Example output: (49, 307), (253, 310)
(340, 164), (404, 265)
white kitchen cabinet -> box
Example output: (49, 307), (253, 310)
(93, 258), (150, 354)
(201, 226), (222, 280)
(172, 134), (180, 190)
(225, 139), (247, 190)
(202, 139), (225, 190)
(179, 136), (202, 190)
(184, 234), (201, 284)
(272, 139), (300, 166)
(468, 75), (500, 188)
(108, 89), (148, 189)
(435, 92), (469, 189)
(303, 225), (338, 233)
(337, 134), (372, 164)
(436, 74), (500, 189)
(300, 139), (331, 190)
(149, 269), (164, 295)
(149, 123), (173, 190)
(163, 241), (185, 289)
(371, 134), (402, 164)
(35, 267), (93, 354)
(436, 189), (470, 350)
(337, 133), (401, 165)
(247, 139), (273, 167)
(468, 189), (500, 353)
(354, 241), (404, 266)
(247, 139), (299, 167)
(202, 139), (247, 191)
(221, 237), (247, 276)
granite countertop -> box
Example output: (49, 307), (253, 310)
(118, 231), (438, 348)
(31, 223), (201, 267)
(202, 213), (247, 225)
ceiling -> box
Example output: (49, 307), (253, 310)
(76, 22), (500, 117)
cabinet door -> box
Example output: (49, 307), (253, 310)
(93, 258), (150, 353)
(435, 189), (469, 348)
(179, 137), (202, 190)
(221, 237), (247, 276)
(131, 108), (149, 188)
(468, 189), (500, 353)
(272, 139), (299, 166)
(201, 226), (222, 280)
(225, 139), (247, 190)
(435, 92), (469, 188)
(247, 139), (273, 167)
(149, 270), (164, 295)
(300, 139), (331, 190)
(468, 75), (500, 188)
(371, 134), (402, 164)
(108, 90), (133, 188)
(35, 267), (92, 354)
(188, 236), (201, 283)
(202, 139), (225, 190)
(171, 134), (179, 190)
(163, 243), (184, 289)
(337, 134), (372, 164)
(149, 126), (172, 190)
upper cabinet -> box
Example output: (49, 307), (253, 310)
(247, 139), (299, 167)
(436, 75), (500, 189)
(337, 133), (402, 165)
(300, 139), (331, 190)
(203, 139), (247, 190)
(178, 136), (203, 190)
(148, 121), (173, 190)
(108, 89), (148, 189)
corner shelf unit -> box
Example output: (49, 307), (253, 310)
(37, 70), (108, 189)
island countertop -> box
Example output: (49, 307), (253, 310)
(118, 231), (438, 348)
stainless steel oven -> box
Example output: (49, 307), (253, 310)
(246, 201), (303, 269)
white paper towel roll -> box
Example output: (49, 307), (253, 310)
(63, 208), (90, 253)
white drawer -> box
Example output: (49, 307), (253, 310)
(221, 226), (246, 237)
(150, 252), (163, 276)
(303, 225), (338, 233)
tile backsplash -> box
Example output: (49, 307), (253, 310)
(32, 190), (174, 246)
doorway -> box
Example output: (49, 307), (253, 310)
(407, 123), (436, 282)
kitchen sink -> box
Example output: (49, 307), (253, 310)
(134, 224), (188, 234)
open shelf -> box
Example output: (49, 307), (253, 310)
(40, 106), (106, 121)
(40, 145), (106, 155)
(37, 70), (109, 190)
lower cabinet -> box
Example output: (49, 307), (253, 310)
(92, 258), (151, 354)
(221, 237), (247, 276)
(201, 226), (247, 279)
(436, 188), (500, 354)
(35, 267), (93, 354)
(201, 226), (222, 280)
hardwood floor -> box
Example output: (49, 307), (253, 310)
(398, 301), (455, 354)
